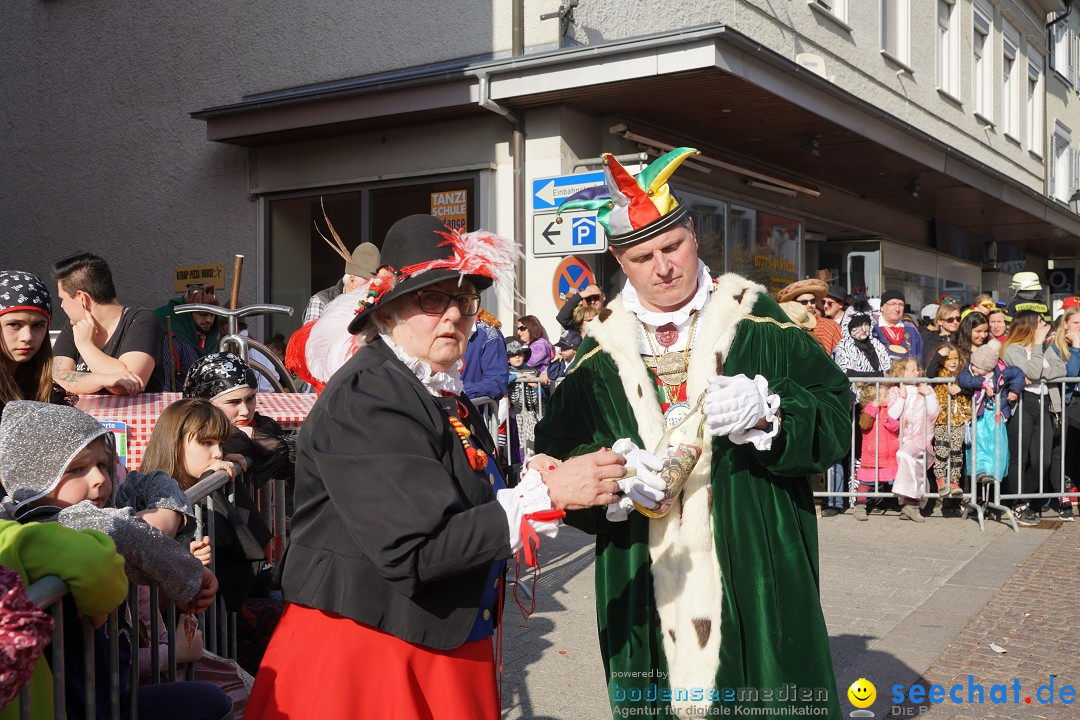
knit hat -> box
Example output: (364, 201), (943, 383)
(970, 340), (1002, 371)
(183, 352), (257, 401)
(345, 243), (380, 279)
(0, 401), (110, 509)
(557, 147), (699, 247)
(346, 215), (516, 334)
(777, 278), (827, 304)
(0, 271), (51, 322)
(880, 289), (905, 306)
(848, 313), (872, 332)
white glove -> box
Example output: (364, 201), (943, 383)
(704, 374), (781, 442)
(605, 495), (636, 522)
(496, 468), (559, 551)
(607, 438), (666, 521)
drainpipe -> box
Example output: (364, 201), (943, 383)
(473, 0), (527, 318)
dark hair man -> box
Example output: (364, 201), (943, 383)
(51, 252), (164, 395)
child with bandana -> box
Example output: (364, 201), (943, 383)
(0, 271), (66, 411)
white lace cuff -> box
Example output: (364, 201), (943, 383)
(496, 468), (559, 552)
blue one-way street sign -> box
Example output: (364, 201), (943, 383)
(531, 171), (606, 212)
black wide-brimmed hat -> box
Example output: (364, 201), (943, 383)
(347, 214), (515, 334)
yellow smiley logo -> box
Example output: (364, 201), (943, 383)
(847, 678), (876, 709)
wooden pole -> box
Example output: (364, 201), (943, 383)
(229, 255), (244, 310)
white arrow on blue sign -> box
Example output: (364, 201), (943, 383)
(531, 171), (606, 212)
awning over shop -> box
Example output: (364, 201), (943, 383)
(193, 23), (1080, 256)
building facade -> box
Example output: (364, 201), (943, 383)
(3, 0), (1077, 338)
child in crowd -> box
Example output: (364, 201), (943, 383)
(927, 343), (970, 500)
(183, 352), (295, 511)
(141, 397), (279, 676)
(540, 331), (581, 390)
(505, 339), (541, 460)
(0, 401), (229, 720)
(0, 271), (67, 411)
(852, 382), (899, 521)
(957, 341), (1024, 488)
(0, 519), (127, 720)
(888, 358), (940, 522)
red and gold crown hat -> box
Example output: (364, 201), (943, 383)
(556, 147), (699, 247)
(346, 214), (516, 334)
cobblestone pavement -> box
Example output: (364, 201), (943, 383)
(915, 521), (1080, 720)
(500, 509), (1062, 720)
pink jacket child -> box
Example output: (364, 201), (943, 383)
(852, 385), (901, 522)
(888, 383), (941, 511)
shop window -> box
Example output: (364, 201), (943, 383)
(728, 205), (801, 295)
(265, 178), (476, 339)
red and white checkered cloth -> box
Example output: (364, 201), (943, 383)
(74, 392), (316, 469)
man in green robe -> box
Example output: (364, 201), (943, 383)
(535, 148), (848, 718)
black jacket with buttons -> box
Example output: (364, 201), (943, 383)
(277, 337), (512, 650)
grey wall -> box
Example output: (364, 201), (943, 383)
(0, 1), (523, 321)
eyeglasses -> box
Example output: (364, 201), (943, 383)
(795, 298), (816, 306)
(943, 316), (961, 323)
(517, 325), (527, 332)
(415, 290), (481, 316)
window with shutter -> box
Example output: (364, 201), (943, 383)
(1050, 133), (1057, 199)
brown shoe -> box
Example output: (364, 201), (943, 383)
(900, 505), (925, 523)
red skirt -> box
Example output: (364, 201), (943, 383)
(246, 603), (499, 720)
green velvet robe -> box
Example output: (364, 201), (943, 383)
(535, 274), (848, 718)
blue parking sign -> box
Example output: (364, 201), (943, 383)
(571, 216), (598, 247)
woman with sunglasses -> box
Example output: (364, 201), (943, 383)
(515, 314), (554, 374)
(247, 215), (636, 720)
(923, 303), (962, 362)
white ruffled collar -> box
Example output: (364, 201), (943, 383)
(621, 260), (712, 326)
(380, 333), (464, 397)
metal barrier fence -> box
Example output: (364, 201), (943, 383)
(14, 454), (289, 719)
(813, 374), (1080, 532)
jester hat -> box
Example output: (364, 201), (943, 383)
(557, 147), (699, 247)
(346, 214), (516, 334)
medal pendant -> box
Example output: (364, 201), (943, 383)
(664, 401), (691, 427)
(656, 352), (688, 386)
(888, 344), (908, 355)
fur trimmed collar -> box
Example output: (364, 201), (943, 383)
(586, 272), (764, 715)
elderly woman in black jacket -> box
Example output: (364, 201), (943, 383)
(247, 215), (649, 720)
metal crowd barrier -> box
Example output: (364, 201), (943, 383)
(14, 453), (291, 718)
(815, 374), (1080, 533)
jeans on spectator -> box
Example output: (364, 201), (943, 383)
(827, 461), (846, 509)
(1007, 393), (1063, 512)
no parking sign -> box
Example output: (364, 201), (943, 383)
(551, 256), (596, 307)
